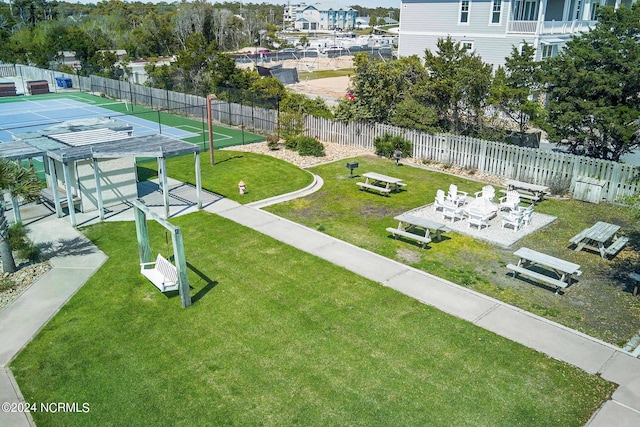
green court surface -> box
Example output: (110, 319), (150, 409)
(0, 92), (265, 151)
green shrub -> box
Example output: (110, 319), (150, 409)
(373, 133), (412, 159)
(265, 133), (280, 150)
(295, 136), (325, 157)
(9, 223), (41, 262)
(9, 223), (28, 251)
(0, 277), (13, 292)
(17, 242), (42, 263)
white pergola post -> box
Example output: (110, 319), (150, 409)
(158, 154), (170, 218)
(62, 160), (77, 227)
(92, 158), (105, 221)
(47, 156), (63, 218)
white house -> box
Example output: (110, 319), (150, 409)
(294, 2), (357, 31)
(398, 0), (630, 68)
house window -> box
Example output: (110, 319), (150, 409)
(590, 2), (599, 20)
(462, 41), (474, 51)
(512, 0), (538, 20)
(460, 0), (470, 23)
(491, 0), (502, 24)
(575, 0), (582, 19)
(541, 44), (554, 59)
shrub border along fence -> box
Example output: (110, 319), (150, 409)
(9, 64), (640, 203)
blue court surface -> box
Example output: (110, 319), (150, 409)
(0, 98), (197, 142)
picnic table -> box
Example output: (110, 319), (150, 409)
(570, 221), (628, 259)
(505, 179), (550, 203)
(357, 172), (406, 196)
(507, 247), (582, 294)
(386, 213), (451, 248)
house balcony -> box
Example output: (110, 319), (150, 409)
(507, 19), (596, 35)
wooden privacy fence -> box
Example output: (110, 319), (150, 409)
(304, 116), (640, 203)
(9, 65), (640, 202)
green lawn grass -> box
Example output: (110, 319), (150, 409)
(11, 212), (614, 426)
(298, 68), (355, 80)
(265, 156), (640, 345)
(137, 149), (314, 204)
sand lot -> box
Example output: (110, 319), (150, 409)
(287, 75), (351, 100)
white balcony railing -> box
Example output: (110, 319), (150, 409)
(507, 19), (597, 35)
(507, 20), (538, 33)
(540, 20), (596, 34)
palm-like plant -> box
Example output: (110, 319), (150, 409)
(0, 159), (42, 273)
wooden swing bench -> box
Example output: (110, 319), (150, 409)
(140, 254), (179, 292)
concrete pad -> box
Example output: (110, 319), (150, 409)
(0, 267), (102, 364)
(312, 242), (408, 282)
(251, 218), (338, 253)
(384, 269), (499, 322)
(203, 198), (242, 214)
(476, 305), (616, 374)
(598, 352), (640, 408)
(0, 370), (30, 427)
(586, 400), (640, 427)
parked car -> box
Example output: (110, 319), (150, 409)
(323, 46), (345, 54)
(278, 48), (297, 53)
(303, 48), (321, 55)
(256, 49), (271, 55)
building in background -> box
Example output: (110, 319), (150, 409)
(398, 0), (629, 68)
(287, 2), (357, 31)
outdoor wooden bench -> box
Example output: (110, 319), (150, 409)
(507, 263), (569, 291)
(39, 187), (81, 209)
(357, 181), (391, 195)
(0, 82), (17, 97)
(386, 227), (432, 248)
(605, 236), (629, 257)
(140, 254), (179, 292)
(27, 80), (50, 95)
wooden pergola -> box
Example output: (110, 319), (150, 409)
(0, 134), (202, 227)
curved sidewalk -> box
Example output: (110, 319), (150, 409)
(1, 178), (639, 426)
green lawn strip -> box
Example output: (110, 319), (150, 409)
(298, 68), (355, 80)
(265, 156), (640, 344)
(137, 149), (314, 204)
(11, 213), (613, 426)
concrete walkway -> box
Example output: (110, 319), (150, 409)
(1, 177), (639, 426)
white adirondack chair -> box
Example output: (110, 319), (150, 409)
(468, 208), (490, 230)
(447, 184), (468, 207)
(434, 189), (447, 212)
(499, 190), (520, 211)
(474, 185), (495, 202)
(442, 202), (464, 222)
(521, 204), (534, 226)
(502, 209), (524, 231)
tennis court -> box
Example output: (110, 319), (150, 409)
(0, 93), (264, 149)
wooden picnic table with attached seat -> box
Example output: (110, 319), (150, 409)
(357, 172), (406, 196)
(505, 179), (550, 204)
(507, 247), (582, 294)
(570, 221), (628, 259)
(386, 213), (450, 248)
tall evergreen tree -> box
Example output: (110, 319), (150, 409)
(543, 4), (640, 161)
(490, 43), (544, 143)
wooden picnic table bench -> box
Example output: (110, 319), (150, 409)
(570, 221), (627, 259)
(507, 247), (581, 294)
(386, 213), (451, 248)
(505, 179), (550, 204)
(357, 172), (406, 196)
